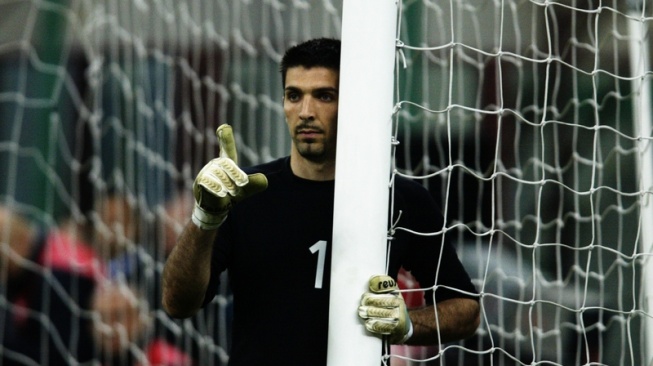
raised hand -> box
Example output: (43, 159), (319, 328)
(191, 124), (268, 230)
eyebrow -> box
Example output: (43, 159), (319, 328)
(284, 86), (339, 94)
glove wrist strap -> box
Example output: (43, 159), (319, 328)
(191, 205), (227, 230)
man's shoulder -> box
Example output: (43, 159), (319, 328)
(392, 174), (442, 212)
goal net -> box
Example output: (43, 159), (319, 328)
(389, 0), (653, 365)
(0, 0), (651, 365)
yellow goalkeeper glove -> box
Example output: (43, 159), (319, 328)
(192, 124), (268, 230)
(358, 275), (413, 344)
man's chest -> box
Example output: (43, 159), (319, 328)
(227, 186), (335, 291)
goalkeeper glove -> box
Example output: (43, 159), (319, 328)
(191, 124), (268, 230)
(358, 275), (413, 344)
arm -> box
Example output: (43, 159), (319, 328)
(161, 125), (267, 319)
(161, 223), (216, 318)
(406, 297), (480, 345)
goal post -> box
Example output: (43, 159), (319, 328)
(628, 0), (653, 363)
(328, 1), (398, 365)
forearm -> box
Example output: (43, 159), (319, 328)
(405, 297), (480, 345)
(162, 222), (217, 318)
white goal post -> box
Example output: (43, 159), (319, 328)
(328, 1), (398, 365)
(628, 0), (653, 362)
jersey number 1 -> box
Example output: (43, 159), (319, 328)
(309, 240), (327, 289)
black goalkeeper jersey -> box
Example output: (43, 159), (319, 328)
(203, 157), (477, 365)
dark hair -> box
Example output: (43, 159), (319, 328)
(280, 38), (341, 87)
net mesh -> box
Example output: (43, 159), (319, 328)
(390, 0), (653, 365)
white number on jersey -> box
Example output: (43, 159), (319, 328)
(309, 240), (327, 289)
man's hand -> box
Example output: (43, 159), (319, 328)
(192, 124), (268, 230)
(358, 275), (413, 344)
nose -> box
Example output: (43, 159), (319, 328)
(298, 96), (315, 121)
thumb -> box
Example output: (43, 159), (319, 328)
(216, 124), (238, 164)
(234, 173), (268, 203)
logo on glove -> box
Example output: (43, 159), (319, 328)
(376, 278), (396, 291)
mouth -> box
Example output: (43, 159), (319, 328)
(296, 126), (323, 139)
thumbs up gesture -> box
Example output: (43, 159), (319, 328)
(191, 125), (268, 230)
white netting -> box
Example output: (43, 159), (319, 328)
(0, 0), (652, 365)
(389, 0), (653, 365)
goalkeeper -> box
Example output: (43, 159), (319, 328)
(162, 38), (479, 365)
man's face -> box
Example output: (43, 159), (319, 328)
(283, 66), (339, 163)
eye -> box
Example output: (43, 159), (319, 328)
(285, 91), (300, 102)
(318, 92), (336, 102)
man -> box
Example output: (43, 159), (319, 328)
(162, 38), (479, 365)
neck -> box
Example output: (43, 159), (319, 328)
(289, 150), (335, 181)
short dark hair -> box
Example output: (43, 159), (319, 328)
(280, 38), (341, 87)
